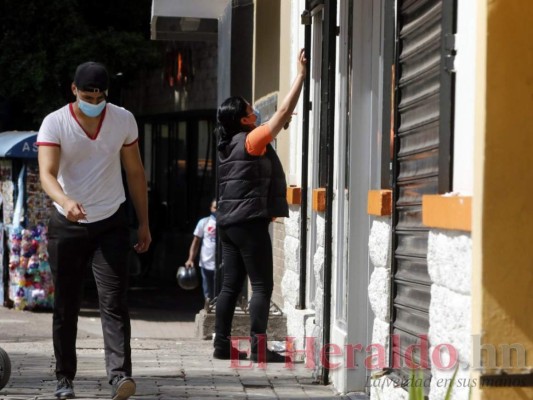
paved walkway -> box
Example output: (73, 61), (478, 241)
(0, 302), (362, 399)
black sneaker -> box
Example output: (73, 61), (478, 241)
(54, 377), (75, 399)
(111, 375), (136, 400)
(213, 335), (248, 360)
(213, 346), (248, 360)
(251, 348), (287, 363)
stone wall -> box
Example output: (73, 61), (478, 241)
(427, 230), (472, 400)
(272, 219), (285, 308)
(310, 213), (325, 379)
(367, 217), (405, 400)
(368, 219), (473, 400)
(282, 206), (302, 322)
(281, 206), (316, 363)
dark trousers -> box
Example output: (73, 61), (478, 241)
(47, 205), (131, 382)
(215, 218), (273, 352)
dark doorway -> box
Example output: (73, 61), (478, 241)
(134, 111), (216, 292)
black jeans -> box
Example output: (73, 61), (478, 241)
(215, 218), (273, 352)
(47, 205), (131, 382)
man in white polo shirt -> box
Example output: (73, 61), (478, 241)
(37, 61), (151, 400)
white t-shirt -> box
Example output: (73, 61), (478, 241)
(193, 215), (217, 270)
(37, 103), (138, 222)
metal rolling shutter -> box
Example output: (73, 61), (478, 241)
(390, 0), (455, 386)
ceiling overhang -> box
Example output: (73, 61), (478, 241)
(151, 0), (230, 41)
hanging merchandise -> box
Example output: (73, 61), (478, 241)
(0, 160), (14, 225)
(0, 160), (13, 304)
(8, 224), (53, 310)
(0, 131), (54, 310)
(7, 162), (54, 310)
(25, 163), (54, 227)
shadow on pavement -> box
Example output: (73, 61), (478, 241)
(80, 276), (205, 323)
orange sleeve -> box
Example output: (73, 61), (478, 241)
(245, 124), (273, 156)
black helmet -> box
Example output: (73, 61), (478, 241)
(176, 266), (199, 290)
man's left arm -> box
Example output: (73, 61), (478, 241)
(121, 143), (151, 253)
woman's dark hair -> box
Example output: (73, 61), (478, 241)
(216, 96), (249, 150)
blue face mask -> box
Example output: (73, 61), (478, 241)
(253, 108), (262, 127)
(78, 98), (106, 117)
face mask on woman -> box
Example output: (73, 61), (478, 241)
(253, 108), (262, 127)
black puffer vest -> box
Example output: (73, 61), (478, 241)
(217, 131), (288, 227)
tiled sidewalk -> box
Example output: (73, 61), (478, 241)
(0, 306), (362, 399)
(1, 338), (348, 399)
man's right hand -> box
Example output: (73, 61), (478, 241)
(185, 260), (194, 269)
(62, 198), (87, 222)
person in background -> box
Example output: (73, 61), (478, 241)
(185, 199), (217, 309)
(37, 61), (150, 400)
(213, 49), (306, 362)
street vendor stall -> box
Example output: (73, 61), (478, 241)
(0, 131), (54, 310)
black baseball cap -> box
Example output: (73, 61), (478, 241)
(74, 61), (109, 93)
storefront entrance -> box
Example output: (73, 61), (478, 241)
(133, 111), (217, 286)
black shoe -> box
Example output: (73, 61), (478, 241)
(111, 375), (136, 400)
(213, 347), (248, 360)
(55, 377), (75, 399)
(251, 348), (287, 363)
(213, 334), (248, 360)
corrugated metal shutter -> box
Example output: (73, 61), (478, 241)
(390, 0), (455, 387)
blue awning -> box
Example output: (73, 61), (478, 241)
(0, 131), (38, 159)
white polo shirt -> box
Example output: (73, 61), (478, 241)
(37, 103), (138, 223)
(193, 215), (217, 270)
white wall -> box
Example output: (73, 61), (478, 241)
(452, 0), (478, 195)
(287, 0), (306, 185)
